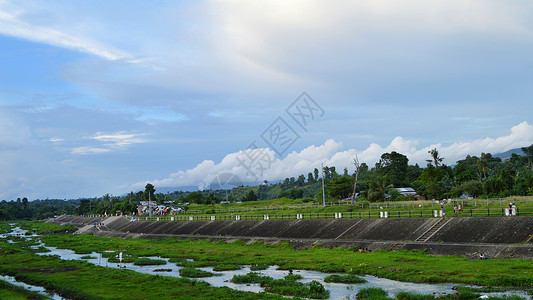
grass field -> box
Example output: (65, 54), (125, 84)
(1, 221), (532, 299)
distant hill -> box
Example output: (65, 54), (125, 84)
(494, 147), (525, 161)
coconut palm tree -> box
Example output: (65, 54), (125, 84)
(426, 148), (444, 168)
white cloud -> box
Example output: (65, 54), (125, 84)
(134, 122), (533, 190)
(70, 131), (147, 154)
(0, 1), (129, 60)
(70, 146), (110, 155)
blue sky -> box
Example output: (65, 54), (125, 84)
(1, 0), (533, 200)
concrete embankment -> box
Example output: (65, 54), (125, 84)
(48, 215), (533, 259)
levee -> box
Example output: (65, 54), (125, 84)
(48, 215), (533, 259)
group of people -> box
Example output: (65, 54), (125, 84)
(478, 253), (487, 260)
(453, 204), (463, 217)
(507, 203), (517, 216)
(440, 203), (463, 217)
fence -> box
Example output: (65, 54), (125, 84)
(177, 196), (533, 215)
(140, 206), (533, 222)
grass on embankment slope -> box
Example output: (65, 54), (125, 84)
(39, 233), (533, 288)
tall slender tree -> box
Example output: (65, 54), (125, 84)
(522, 144), (533, 172)
(426, 148), (444, 168)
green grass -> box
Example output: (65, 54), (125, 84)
(356, 287), (392, 299)
(35, 234), (533, 288)
(231, 272), (329, 299)
(132, 257), (167, 266)
(168, 196), (533, 220)
(0, 279), (49, 300)
(212, 264), (241, 271)
(250, 263), (270, 271)
(324, 273), (367, 283)
(0, 239), (282, 299)
(179, 267), (221, 278)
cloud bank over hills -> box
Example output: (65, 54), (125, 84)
(136, 121), (533, 191)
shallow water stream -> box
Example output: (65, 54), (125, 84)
(36, 246), (530, 299)
(2, 226), (530, 299)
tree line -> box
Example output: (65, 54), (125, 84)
(2, 145), (532, 220)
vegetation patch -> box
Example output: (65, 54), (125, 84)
(250, 263), (270, 271)
(0, 279), (49, 300)
(80, 255), (96, 259)
(179, 267), (221, 278)
(356, 287), (392, 299)
(324, 273), (367, 283)
(231, 272), (329, 299)
(212, 264), (241, 271)
(132, 258), (167, 266)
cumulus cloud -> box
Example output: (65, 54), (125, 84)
(134, 122), (533, 191)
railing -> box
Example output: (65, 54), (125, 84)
(175, 196), (532, 216)
(139, 207), (533, 222)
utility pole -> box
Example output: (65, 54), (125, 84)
(321, 163), (326, 207)
(351, 155), (360, 206)
(148, 191), (152, 217)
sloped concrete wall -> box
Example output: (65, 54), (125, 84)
(428, 217), (533, 244)
(100, 216), (532, 244)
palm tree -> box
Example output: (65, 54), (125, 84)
(522, 144), (533, 172)
(477, 153), (489, 179)
(426, 148), (444, 168)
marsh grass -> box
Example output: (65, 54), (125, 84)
(231, 272), (329, 299)
(36, 233), (533, 288)
(213, 264), (241, 271)
(0, 279), (49, 300)
(80, 255), (97, 259)
(132, 258), (167, 266)
(250, 263), (270, 271)
(0, 239), (282, 299)
(179, 267), (221, 278)
(324, 273), (367, 283)
(357, 287), (392, 299)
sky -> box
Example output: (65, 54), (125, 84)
(1, 0), (533, 200)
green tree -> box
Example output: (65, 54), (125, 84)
(328, 175), (354, 200)
(144, 183), (156, 202)
(242, 190), (257, 202)
(522, 144), (533, 172)
(378, 151), (409, 187)
(307, 172), (315, 183)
